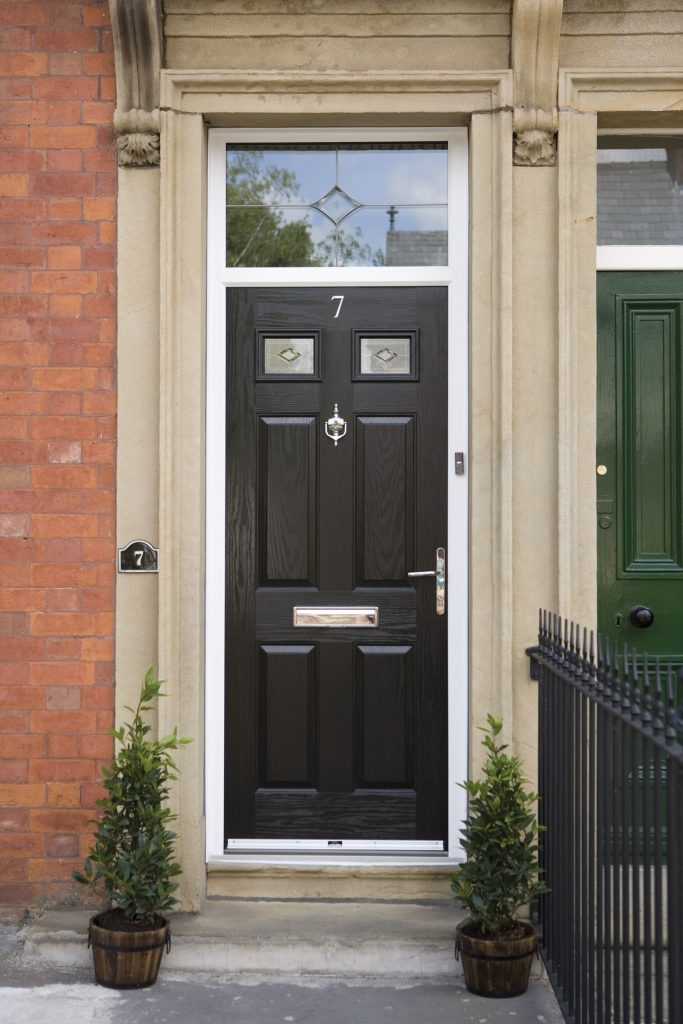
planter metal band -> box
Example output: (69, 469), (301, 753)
(88, 927), (171, 954)
(455, 939), (537, 962)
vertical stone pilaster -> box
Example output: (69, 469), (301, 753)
(469, 108), (515, 769)
(557, 108), (598, 622)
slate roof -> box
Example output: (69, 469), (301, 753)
(598, 160), (683, 244)
(385, 230), (448, 266)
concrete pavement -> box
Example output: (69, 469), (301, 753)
(0, 908), (565, 1024)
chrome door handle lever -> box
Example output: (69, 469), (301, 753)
(408, 547), (445, 615)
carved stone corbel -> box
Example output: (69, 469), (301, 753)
(109, 0), (163, 167)
(511, 0), (564, 166)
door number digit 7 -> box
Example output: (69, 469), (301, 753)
(331, 295), (344, 318)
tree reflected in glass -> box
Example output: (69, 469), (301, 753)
(226, 146), (447, 268)
(227, 151), (320, 267)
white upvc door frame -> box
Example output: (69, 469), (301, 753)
(205, 126), (469, 865)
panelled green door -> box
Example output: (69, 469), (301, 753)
(597, 272), (683, 659)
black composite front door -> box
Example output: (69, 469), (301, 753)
(225, 287), (448, 849)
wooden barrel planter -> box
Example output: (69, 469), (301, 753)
(455, 920), (537, 997)
(88, 911), (170, 989)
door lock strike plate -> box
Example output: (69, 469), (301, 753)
(455, 451), (465, 475)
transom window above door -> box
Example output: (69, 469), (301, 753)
(598, 136), (683, 245)
(225, 142), (448, 268)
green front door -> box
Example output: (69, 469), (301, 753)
(597, 271), (683, 659)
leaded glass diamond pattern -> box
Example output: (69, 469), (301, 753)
(277, 345), (301, 364)
(312, 186), (362, 225)
(373, 347), (399, 364)
(263, 336), (317, 376)
(226, 142), (449, 267)
(357, 335), (414, 377)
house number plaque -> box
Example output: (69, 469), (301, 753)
(118, 540), (159, 573)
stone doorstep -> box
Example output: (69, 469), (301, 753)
(24, 899), (463, 979)
(205, 862), (455, 901)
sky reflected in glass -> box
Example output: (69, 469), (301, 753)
(337, 149), (447, 205)
(225, 143), (449, 267)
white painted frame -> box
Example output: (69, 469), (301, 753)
(597, 247), (683, 270)
(205, 127), (468, 865)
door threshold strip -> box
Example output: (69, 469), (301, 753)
(226, 839), (445, 853)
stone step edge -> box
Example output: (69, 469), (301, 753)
(24, 906), (462, 979)
(206, 865), (455, 900)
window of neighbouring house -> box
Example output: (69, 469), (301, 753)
(597, 136), (683, 245)
(225, 142), (448, 268)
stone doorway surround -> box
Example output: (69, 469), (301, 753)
(117, 64), (515, 907)
(109, 0), (683, 909)
(156, 71), (513, 906)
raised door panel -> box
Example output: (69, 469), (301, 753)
(355, 644), (414, 787)
(618, 299), (683, 575)
(258, 416), (317, 585)
(258, 644), (317, 787)
(355, 416), (414, 585)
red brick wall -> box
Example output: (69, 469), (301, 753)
(0, 0), (116, 914)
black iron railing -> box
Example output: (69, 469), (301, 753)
(528, 612), (683, 1024)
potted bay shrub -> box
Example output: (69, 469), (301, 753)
(451, 714), (547, 997)
(73, 669), (190, 989)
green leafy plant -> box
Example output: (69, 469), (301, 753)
(73, 669), (191, 926)
(450, 714), (547, 937)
